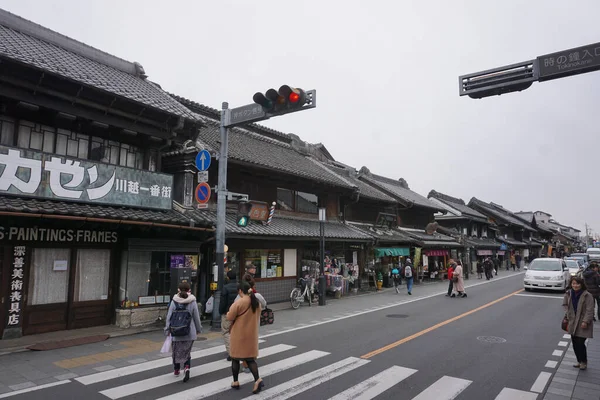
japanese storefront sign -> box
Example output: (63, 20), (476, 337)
(248, 201), (269, 221)
(0, 227), (117, 243)
(7, 246), (25, 327)
(0, 145), (173, 210)
(538, 42), (600, 81)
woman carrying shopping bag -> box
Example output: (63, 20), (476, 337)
(164, 282), (202, 382)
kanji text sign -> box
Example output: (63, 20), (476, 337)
(0, 146), (173, 210)
(538, 42), (600, 81)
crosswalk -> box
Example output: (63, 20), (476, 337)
(66, 341), (538, 400)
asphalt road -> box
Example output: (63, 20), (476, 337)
(4, 273), (566, 400)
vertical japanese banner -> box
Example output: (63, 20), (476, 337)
(414, 247), (422, 277)
(6, 246), (25, 330)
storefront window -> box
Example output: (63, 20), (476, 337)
(244, 249), (283, 279)
(74, 249), (110, 302)
(28, 248), (70, 305)
(276, 188), (318, 214)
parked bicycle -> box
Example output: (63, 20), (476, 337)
(290, 277), (319, 309)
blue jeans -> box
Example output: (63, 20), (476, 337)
(406, 277), (413, 293)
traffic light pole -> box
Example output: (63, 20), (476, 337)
(211, 101), (229, 331)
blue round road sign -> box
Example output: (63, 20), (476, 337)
(195, 150), (212, 171)
(195, 182), (211, 204)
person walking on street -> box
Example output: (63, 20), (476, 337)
(228, 281), (264, 394)
(484, 257), (493, 280)
(476, 260), (483, 279)
(404, 259), (414, 295)
(164, 282), (202, 382)
(563, 276), (594, 370)
(510, 254), (517, 271)
(391, 267), (401, 294)
(219, 270), (238, 360)
(452, 260), (467, 298)
(582, 262), (600, 321)
(446, 263), (454, 296)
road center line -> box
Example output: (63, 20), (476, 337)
(514, 294), (563, 299)
(260, 272), (524, 340)
(360, 289), (524, 359)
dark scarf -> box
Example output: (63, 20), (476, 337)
(571, 289), (583, 313)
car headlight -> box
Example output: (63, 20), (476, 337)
(556, 274), (565, 280)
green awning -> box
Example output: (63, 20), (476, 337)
(375, 247), (410, 258)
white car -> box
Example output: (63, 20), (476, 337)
(564, 259), (583, 277)
(524, 258), (570, 292)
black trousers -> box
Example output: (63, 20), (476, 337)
(447, 280), (453, 296)
(174, 357), (191, 370)
(571, 335), (587, 363)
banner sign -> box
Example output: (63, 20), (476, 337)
(0, 145), (173, 210)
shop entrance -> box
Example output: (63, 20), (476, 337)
(23, 248), (114, 335)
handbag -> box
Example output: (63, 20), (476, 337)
(160, 335), (172, 354)
(452, 276), (459, 283)
(260, 308), (274, 326)
(561, 316), (568, 332)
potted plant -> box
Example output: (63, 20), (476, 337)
(376, 271), (383, 290)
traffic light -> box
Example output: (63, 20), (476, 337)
(253, 85), (307, 114)
(236, 201), (253, 227)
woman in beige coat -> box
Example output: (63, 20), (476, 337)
(227, 280), (263, 394)
(451, 260), (467, 298)
(563, 276), (594, 370)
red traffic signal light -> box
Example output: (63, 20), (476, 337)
(253, 85), (307, 113)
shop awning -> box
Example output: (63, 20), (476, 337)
(375, 247), (410, 257)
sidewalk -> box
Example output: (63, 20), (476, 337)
(543, 333), (600, 400)
(0, 270), (523, 395)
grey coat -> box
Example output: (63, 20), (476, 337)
(563, 290), (594, 339)
(164, 294), (202, 342)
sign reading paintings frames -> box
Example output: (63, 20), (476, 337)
(0, 145), (173, 210)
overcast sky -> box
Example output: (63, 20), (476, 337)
(1, 0), (598, 235)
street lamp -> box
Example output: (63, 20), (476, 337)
(318, 207), (326, 306)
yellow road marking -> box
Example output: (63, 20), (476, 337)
(360, 289), (524, 359)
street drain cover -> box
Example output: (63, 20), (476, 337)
(477, 336), (507, 343)
(386, 314), (409, 318)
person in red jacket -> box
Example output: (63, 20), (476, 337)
(446, 264), (454, 297)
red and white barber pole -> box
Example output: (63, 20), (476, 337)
(266, 201), (276, 225)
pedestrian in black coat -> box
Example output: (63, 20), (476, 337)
(583, 263), (600, 320)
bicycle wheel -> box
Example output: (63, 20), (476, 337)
(290, 288), (301, 309)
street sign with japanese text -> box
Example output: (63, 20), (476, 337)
(0, 145), (173, 210)
(197, 171), (208, 183)
(537, 42), (600, 81)
(195, 150), (211, 172)
(227, 103), (267, 127)
(248, 201), (269, 221)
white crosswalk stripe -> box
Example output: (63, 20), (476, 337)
(411, 376), (472, 400)
(100, 344), (295, 399)
(61, 342), (541, 400)
(246, 357), (370, 400)
(329, 366), (417, 400)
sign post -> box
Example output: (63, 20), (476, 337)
(211, 87), (318, 330)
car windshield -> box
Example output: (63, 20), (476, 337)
(529, 260), (562, 271)
(565, 260), (580, 269)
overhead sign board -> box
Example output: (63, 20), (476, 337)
(195, 150), (212, 172)
(248, 201), (269, 221)
(194, 182), (211, 204)
(537, 42), (600, 81)
(0, 145), (173, 210)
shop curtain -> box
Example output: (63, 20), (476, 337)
(74, 249), (111, 302)
(374, 248), (410, 258)
(29, 248), (70, 305)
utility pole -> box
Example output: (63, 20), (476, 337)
(210, 87), (317, 330)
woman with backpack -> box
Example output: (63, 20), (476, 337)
(228, 280), (264, 394)
(164, 282), (202, 383)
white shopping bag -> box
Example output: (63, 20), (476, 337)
(160, 335), (172, 354)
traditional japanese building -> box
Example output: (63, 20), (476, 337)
(0, 9), (213, 338)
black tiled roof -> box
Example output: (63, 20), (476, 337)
(184, 209), (372, 241)
(324, 164), (397, 203)
(358, 169), (442, 211)
(465, 237), (501, 249)
(0, 196), (199, 225)
(346, 222), (416, 244)
(399, 227), (458, 243)
(497, 237), (528, 247)
(428, 190), (488, 220)
(469, 198), (536, 231)
(0, 10), (199, 122)
(196, 119), (355, 189)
